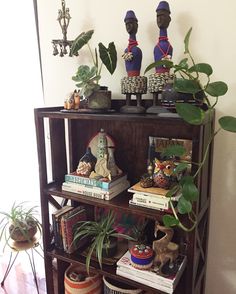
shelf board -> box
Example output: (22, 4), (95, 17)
(46, 183), (166, 220)
(47, 248), (167, 293)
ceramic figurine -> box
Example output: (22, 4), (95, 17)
(64, 90), (80, 110)
(152, 222), (179, 273)
(153, 158), (177, 189)
(120, 10), (147, 114)
(147, 1), (174, 114)
(107, 147), (122, 178)
(96, 129), (108, 159)
(76, 147), (97, 176)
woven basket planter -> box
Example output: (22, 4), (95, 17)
(103, 276), (142, 294)
(64, 265), (102, 294)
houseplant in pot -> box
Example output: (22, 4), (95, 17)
(0, 201), (42, 250)
(71, 30), (117, 110)
(71, 210), (134, 274)
(145, 28), (236, 232)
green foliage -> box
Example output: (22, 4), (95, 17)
(0, 202), (42, 250)
(145, 28), (236, 232)
(71, 30), (117, 96)
(72, 211), (133, 274)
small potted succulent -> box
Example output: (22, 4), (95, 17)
(71, 30), (117, 110)
(0, 201), (42, 250)
(72, 210), (133, 273)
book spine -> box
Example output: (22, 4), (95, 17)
(132, 193), (169, 209)
(65, 174), (127, 190)
(64, 210), (87, 254)
(65, 174), (107, 188)
(116, 268), (173, 293)
(116, 264), (173, 287)
(104, 181), (130, 200)
(64, 179), (129, 194)
(62, 185), (105, 199)
(129, 200), (168, 211)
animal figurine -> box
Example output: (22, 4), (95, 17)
(153, 158), (177, 188)
(152, 222), (179, 272)
(64, 90), (80, 110)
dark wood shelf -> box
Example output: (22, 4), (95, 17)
(48, 248), (168, 293)
(46, 183), (166, 221)
(35, 105), (214, 294)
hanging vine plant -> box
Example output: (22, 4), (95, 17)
(145, 28), (236, 232)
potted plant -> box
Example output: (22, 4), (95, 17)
(71, 30), (117, 110)
(128, 219), (148, 249)
(145, 28), (236, 232)
(0, 201), (42, 250)
(72, 210), (133, 273)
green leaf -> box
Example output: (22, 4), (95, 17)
(176, 103), (205, 125)
(174, 163), (189, 174)
(177, 196), (192, 214)
(219, 116), (236, 132)
(163, 215), (179, 227)
(161, 144), (186, 158)
(189, 63), (213, 76)
(180, 175), (194, 186)
(182, 181), (199, 201)
(98, 42), (117, 74)
(144, 60), (173, 75)
(205, 81), (228, 97)
(174, 78), (201, 94)
(71, 30), (94, 55)
(166, 184), (181, 198)
(178, 58), (189, 69)
(184, 27), (192, 54)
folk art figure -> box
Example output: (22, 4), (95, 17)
(152, 222), (179, 273)
(121, 10), (147, 113)
(147, 1), (174, 113)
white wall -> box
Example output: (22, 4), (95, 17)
(37, 0), (236, 293)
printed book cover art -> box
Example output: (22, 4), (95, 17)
(148, 136), (192, 165)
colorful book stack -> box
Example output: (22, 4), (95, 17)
(116, 250), (187, 294)
(62, 172), (130, 200)
(52, 205), (87, 253)
(128, 182), (180, 211)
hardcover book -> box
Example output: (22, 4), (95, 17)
(148, 136), (192, 165)
(52, 206), (74, 249)
(60, 206), (87, 254)
(116, 250), (187, 293)
(64, 172), (127, 190)
(62, 180), (130, 201)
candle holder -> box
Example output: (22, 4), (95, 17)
(52, 0), (76, 57)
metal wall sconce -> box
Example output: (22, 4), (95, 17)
(52, 0), (76, 57)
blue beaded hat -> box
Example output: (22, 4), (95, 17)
(156, 1), (171, 13)
(124, 10), (138, 22)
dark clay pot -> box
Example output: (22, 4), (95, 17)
(88, 86), (111, 110)
(102, 237), (118, 258)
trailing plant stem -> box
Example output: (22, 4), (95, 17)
(193, 128), (221, 178)
(169, 201), (196, 232)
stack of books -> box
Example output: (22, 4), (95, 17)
(52, 205), (87, 253)
(116, 250), (187, 294)
(62, 173), (129, 200)
(128, 182), (180, 211)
